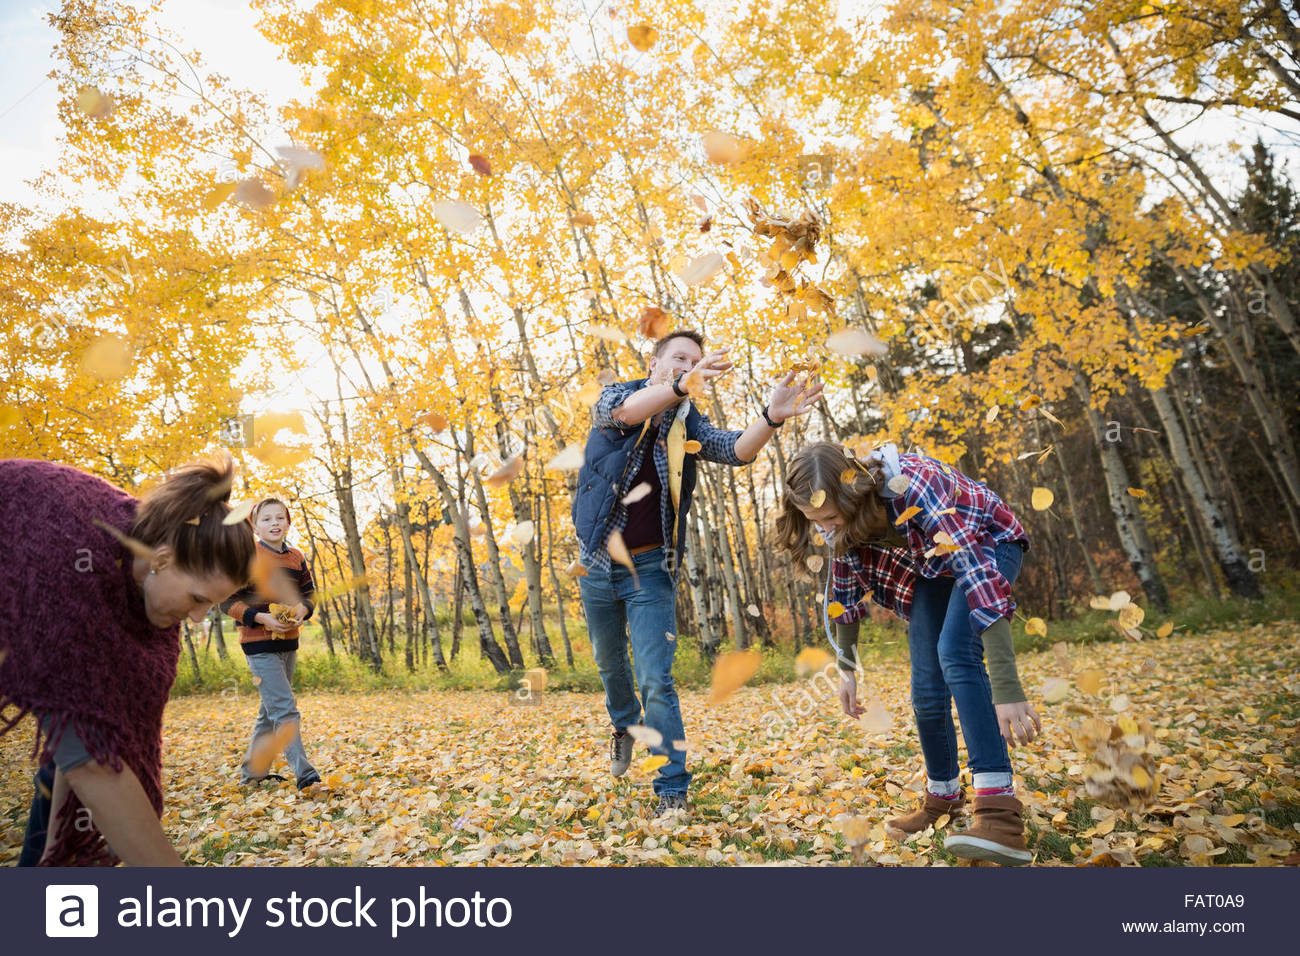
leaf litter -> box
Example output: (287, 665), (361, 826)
(0, 624), (1295, 867)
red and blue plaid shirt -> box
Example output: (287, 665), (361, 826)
(829, 448), (1028, 633)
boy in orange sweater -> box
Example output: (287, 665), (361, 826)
(220, 497), (321, 790)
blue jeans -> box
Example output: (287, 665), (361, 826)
(579, 547), (688, 797)
(907, 540), (1024, 791)
(18, 763), (55, 866)
(240, 651), (316, 784)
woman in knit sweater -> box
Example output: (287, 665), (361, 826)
(776, 441), (1041, 865)
(0, 456), (256, 866)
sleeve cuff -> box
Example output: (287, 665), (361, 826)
(242, 608), (262, 628)
(834, 621), (861, 671)
(981, 617), (1025, 704)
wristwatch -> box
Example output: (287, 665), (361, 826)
(761, 404), (783, 428)
(671, 373), (688, 397)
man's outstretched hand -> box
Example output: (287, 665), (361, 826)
(766, 371), (824, 423)
(679, 348), (734, 390)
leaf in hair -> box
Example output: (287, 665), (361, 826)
(92, 518), (156, 561)
(204, 466), (235, 502)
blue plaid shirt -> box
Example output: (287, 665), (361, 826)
(579, 380), (744, 572)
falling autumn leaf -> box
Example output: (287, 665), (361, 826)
(809, 489), (826, 508)
(626, 24), (660, 52)
(1127, 487), (1147, 498)
(826, 601), (846, 617)
(678, 252), (726, 286)
(433, 199), (481, 235)
(1156, 621), (1174, 638)
(859, 698), (892, 734)
(245, 720), (301, 778)
(626, 724), (663, 748)
(81, 334), (133, 381)
(468, 153), (492, 176)
(275, 145), (325, 189)
(564, 559), (588, 578)
(709, 649), (760, 703)
(1031, 487), (1054, 511)
(606, 530), (638, 586)
(75, 85), (114, 119)
(224, 500), (257, 525)
(545, 445), (585, 471)
(825, 327), (887, 358)
(417, 411), (448, 432)
(682, 439), (701, 454)
(794, 646), (834, 677)
(507, 521), (535, 547)
(985, 405), (999, 423)
(804, 555), (824, 573)
(639, 755), (669, 774)
(484, 455), (524, 489)
(638, 306), (671, 339)
(1041, 677), (1069, 704)
(588, 324), (629, 344)
(1076, 668), (1105, 696)
(622, 482), (653, 505)
(1025, 617), (1047, 637)
(570, 211), (596, 227)
(233, 178), (275, 210)
(894, 505), (921, 525)
(1118, 604), (1145, 629)
(702, 131), (745, 164)
(1109, 590), (1132, 611)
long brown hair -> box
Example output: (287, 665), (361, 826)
(775, 441), (892, 567)
(131, 454), (256, 584)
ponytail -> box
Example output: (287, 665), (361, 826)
(131, 454), (256, 584)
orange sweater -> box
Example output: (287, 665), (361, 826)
(220, 540), (315, 654)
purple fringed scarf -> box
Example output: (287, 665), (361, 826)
(0, 460), (179, 865)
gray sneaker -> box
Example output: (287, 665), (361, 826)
(610, 731), (633, 777)
(655, 794), (689, 817)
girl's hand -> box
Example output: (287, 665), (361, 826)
(254, 612), (291, 633)
(290, 603), (309, 624)
(839, 671), (865, 718)
(995, 701), (1042, 746)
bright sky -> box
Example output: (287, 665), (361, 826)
(0, 0), (311, 208)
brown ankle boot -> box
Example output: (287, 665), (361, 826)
(885, 791), (965, 837)
(943, 793), (1033, 865)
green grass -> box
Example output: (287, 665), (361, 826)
(171, 577), (1300, 698)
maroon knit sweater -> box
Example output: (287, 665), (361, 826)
(0, 459), (179, 865)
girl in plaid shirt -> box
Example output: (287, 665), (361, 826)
(776, 441), (1040, 865)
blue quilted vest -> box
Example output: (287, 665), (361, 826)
(571, 378), (705, 572)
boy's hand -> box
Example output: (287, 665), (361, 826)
(839, 671), (865, 718)
(254, 612), (291, 634)
(290, 603), (309, 624)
